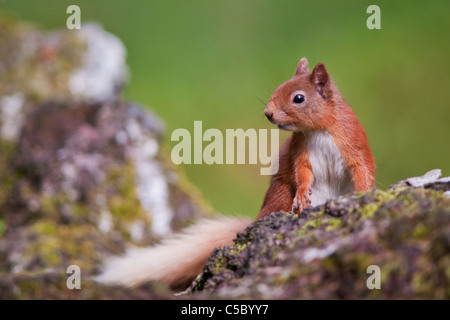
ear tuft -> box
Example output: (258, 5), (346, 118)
(295, 58), (309, 76)
(310, 63), (331, 99)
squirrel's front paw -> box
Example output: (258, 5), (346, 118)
(291, 187), (312, 214)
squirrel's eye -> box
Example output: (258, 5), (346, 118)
(293, 94), (305, 104)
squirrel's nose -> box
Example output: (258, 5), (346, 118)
(264, 109), (273, 120)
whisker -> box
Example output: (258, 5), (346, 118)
(374, 180), (389, 189)
(254, 95), (267, 107)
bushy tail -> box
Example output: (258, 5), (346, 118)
(95, 216), (252, 289)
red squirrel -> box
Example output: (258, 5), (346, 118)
(96, 58), (375, 289)
(257, 58), (375, 219)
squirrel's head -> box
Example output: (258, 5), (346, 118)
(264, 58), (339, 132)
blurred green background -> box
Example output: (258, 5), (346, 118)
(1, 0), (449, 217)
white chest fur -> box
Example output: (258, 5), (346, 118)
(306, 131), (353, 206)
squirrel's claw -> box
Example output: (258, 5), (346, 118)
(291, 188), (311, 214)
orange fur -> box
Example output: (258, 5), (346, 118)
(258, 58), (375, 218)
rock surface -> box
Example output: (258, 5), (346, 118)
(0, 19), (211, 299)
(190, 170), (450, 299)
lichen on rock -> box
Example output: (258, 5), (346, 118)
(0, 18), (211, 299)
(191, 170), (450, 299)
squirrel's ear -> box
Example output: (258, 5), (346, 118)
(310, 63), (331, 99)
(295, 58), (309, 75)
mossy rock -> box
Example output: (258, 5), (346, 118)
(0, 269), (170, 299)
(0, 18), (213, 299)
(0, 99), (212, 280)
(0, 17), (125, 104)
(191, 171), (450, 299)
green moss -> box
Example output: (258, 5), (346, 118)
(17, 277), (40, 295)
(298, 215), (321, 236)
(324, 217), (343, 231)
(0, 140), (18, 211)
(213, 257), (226, 274)
(39, 194), (63, 220)
(0, 219), (5, 235)
(273, 268), (295, 286)
(360, 202), (380, 219)
(104, 162), (148, 222)
(413, 223), (430, 239)
(357, 189), (398, 219)
(32, 220), (58, 235)
(0, 17), (86, 100)
(236, 243), (247, 253)
(26, 222), (63, 265)
(38, 191), (93, 223)
(352, 253), (374, 273)
(411, 272), (433, 296)
(22, 220), (106, 272)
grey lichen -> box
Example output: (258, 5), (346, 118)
(68, 23), (128, 103)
